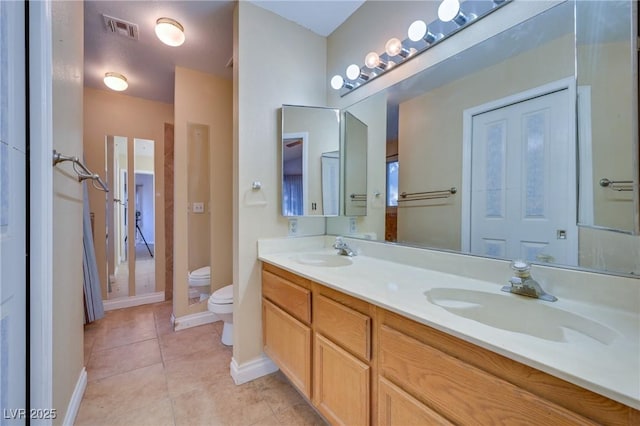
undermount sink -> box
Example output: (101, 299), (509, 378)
(425, 288), (618, 345)
(291, 253), (353, 267)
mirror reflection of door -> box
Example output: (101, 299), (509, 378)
(134, 138), (155, 296)
(282, 133), (307, 216)
(467, 84), (577, 265)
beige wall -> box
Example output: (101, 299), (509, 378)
(51, 1), (84, 422)
(187, 124), (211, 272)
(578, 41), (635, 231)
(579, 227), (640, 275)
(398, 33), (573, 249)
(345, 92), (387, 237)
(234, 2), (327, 365)
(174, 67), (233, 319)
(83, 88), (173, 299)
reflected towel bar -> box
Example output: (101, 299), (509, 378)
(52, 150), (109, 192)
(398, 187), (457, 202)
(599, 178), (633, 192)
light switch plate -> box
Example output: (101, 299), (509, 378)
(193, 202), (205, 213)
(288, 218), (298, 236)
(348, 217), (357, 234)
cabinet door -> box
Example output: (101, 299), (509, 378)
(314, 334), (370, 426)
(378, 377), (452, 426)
(263, 298), (312, 398)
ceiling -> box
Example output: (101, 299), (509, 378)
(84, 0), (365, 104)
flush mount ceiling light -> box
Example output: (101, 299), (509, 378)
(331, 0), (511, 95)
(103, 72), (128, 91)
(155, 17), (185, 47)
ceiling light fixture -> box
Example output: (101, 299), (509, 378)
(155, 17), (185, 47)
(331, 0), (510, 95)
(103, 72), (128, 91)
(438, 0), (475, 26)
(408, 20), (443, 44)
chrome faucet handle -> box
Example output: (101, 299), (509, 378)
(510, 259), (531, 275)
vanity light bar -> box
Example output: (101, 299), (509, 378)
(331, 0), (512, 96)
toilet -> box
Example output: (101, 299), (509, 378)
(208, 284), (234, 346)
(188, 266), (211, 301)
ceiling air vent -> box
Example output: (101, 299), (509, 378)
(103, 14), (139, 40)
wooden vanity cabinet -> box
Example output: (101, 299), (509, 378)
(262, 264), (312, 398)
(378, 309), (640, 426)
(261, 263), (640, 426)
(312, 287), (374, 426)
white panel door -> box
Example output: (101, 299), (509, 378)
(470, 89), (575, 265)
(0, 1), (27, 423)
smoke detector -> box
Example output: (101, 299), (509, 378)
(103, 14), (139, 40)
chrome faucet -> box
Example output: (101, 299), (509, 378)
(501, 260), (557, 302)
(333, 236), (356, 257)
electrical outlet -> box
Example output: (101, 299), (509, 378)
(288, 218), (298, 236)
(193, 202), (205, 213)
(348, 217), (357, 234)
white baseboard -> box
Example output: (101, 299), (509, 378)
(173, 311), (219, 331)
(103, 291), (165, 311)
(230, 354), (279, 385)
(62, 367), (87, 426)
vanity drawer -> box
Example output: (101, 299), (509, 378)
(378, 376), (452, 426)
(262, 269), (311, 324)
(315, 294), (371, 361)
(379, 325), (596, 425)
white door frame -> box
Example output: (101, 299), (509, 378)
(29, 0), (54, 415)
(461, 77), (578, 265)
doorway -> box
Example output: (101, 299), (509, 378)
(462, 79), (578, 265)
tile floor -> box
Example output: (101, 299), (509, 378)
(78, 302), (327, 426)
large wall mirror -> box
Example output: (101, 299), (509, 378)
(105, 135), (158, 299)
(281, 105), (340, 216)
(333, 0), (639, 277)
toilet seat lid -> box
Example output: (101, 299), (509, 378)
(210, 285), (233, 303)
(190, 266), (210, 279)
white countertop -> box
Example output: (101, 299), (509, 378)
(258, 236), (640, 410)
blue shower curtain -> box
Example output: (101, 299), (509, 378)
(83, 181), (104, 323)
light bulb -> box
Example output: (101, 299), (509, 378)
(365, 52), (380, 69)
(346, 64), (361, 81)
(330, 75), (344, 90)
(385, 38), (403, 57)
(155, 17), (185, 47)
(103, 72), (128, 91)
(438, 0), (461, 22)
(408, 20), (427, 42)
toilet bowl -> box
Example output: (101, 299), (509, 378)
(208, 284), (234, 346)
(188, 266), (211, 301)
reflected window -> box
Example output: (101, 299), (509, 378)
(386, 160), (399, 207)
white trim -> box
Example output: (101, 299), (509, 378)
(577, 86), (594, 227)
(61, 368), (87, 426)
(29, 0), (54, 415)
(230, 354), (279, 385)
(102, 291), (164, 311)
(173, 310), (219, 331)
(462, 77), (578, 266)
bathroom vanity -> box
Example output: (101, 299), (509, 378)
(259, 236), (640, 425)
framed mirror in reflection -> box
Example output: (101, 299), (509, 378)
(332, 0), (639, 277)
(281, 105), (340, 216)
